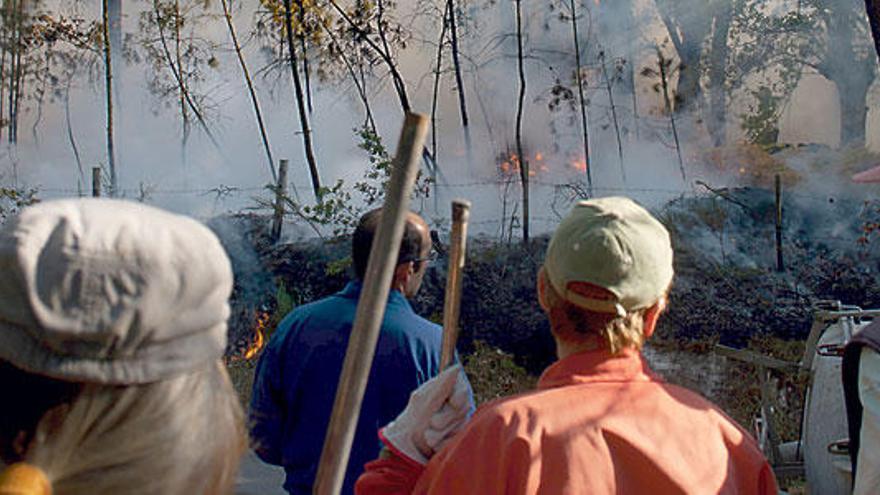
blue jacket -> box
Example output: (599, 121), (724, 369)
(249, 281), (473, 494)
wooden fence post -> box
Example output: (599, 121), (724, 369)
(271, 159), (289, 243)
(92, 167), (101, 197)
(775, 174), (784, 272)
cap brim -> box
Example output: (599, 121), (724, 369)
(852, 164), (880, 183)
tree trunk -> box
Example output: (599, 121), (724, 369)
(654, 0), (711, 115)
(569, 0), (592, 195)
(599, 50), (625, 182)
(834, 73), (870, 146)
(103, 0), (118, 195)
(514, 0), (528, 244)
(174, 0), (189, 169)
(294, 0), (313, 114)
(706, 2), (733, 147)
(866, 0), (880, 61)
(446, 0), (468, 128)
(283, 0), (322, 200)
(821, 5), (875, 146)
(221, 0), (277, 182)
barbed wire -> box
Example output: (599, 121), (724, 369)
(31, 179), (873, 208)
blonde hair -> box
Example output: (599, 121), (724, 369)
(19, 361), (245, 495)
(542, 272), (650, 354)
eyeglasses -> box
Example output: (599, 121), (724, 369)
(404, 251), (439, 265)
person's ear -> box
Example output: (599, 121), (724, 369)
(393, 262), (411, 287)
(537, 267), (550, 312)
(642, 296), (667, 339)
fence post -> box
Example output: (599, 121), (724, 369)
(271, 159), (289, 243)
(775, 174), (784, 272)
(92, 167), (101, 197)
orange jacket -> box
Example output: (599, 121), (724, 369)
(357, 347), (778, 495)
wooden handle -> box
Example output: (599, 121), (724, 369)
(440, 199), (471, 370)
(313, 113), (430, 495)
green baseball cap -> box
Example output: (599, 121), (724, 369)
(544, 197), (674, 316)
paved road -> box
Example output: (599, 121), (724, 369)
(235, 450), (287, 495)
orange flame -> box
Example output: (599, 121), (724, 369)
(242, 311), (270, 360)
(570, 159), (588, 173)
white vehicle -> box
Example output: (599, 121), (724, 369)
(717, 301), (880, 494)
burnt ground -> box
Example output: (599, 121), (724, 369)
(219, 187), (880, 376)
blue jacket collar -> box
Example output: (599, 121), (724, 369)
(339, 280), (412, 311)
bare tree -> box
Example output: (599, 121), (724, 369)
(221, 0), (277, 182)
(567, 0), (592, 195)
(644, 47), (685, 181)
(282, 0), (321, 200)
(102, 0), (118, 195)
(598, 49), (625, 182)
(445, 0), (468, 128)
(514, 0), (529, 243)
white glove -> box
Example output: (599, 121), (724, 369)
(380, 364), (471, 465)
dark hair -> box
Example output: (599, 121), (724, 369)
(0, 360), (81, 463)
(352, 208), (426, 279)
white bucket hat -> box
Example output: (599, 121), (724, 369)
(0, 198), (233, 384)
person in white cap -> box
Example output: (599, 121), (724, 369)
(0, 199), (245, 495)
(356, 196), (778, 494)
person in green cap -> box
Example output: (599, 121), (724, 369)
(355, 196), (778, 494)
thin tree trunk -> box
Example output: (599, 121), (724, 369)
(866, 0), (880, 60)
(431, 11), (448, 168)
(445, 0), (468, 128)
(514, 0), (528, 244)
(321, 21), (376, 134)
(326, 0), (410, 111)
(599, 50), (625, 182)
(174, 0), (190, 169)
(706, 2), (732, 147)
(431, 9), (448, 212)
(152, 0), (223, 152)
(283, 0), (322, 200)
(221, 0), (277, 182)
(0, 20), (6, 144)
(657, 48), (685, 181)
(31, 51), (49, 143)
(65, 76), (85, 195)
(103, 0), (118, 195)
(7, 0), (19, 144)
(568, 0), (592, 196)
(294, 0), (313, 114)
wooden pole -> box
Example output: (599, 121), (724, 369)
(92, 167), (101, 197)
(775, 174), (784, 272)
(440, 199), (471, 370)
(271, 159), (289, 243)
(313, 112), (429, 495)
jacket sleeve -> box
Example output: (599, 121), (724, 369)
(355, 450), (426, 495)
(757, 461), (779, 495)
(248, 337), (285, 465)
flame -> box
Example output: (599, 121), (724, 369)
(570, 159), (588, 173)
(242, 311), (270, 360)
(535, 152), (543, 161)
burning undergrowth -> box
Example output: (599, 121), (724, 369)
(215, 159), (880, 375)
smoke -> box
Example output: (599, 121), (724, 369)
(0, 0), (876, 244)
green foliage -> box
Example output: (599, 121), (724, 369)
(324, 256), (351, 277)
(740, 86), (780, 146)
(463, 340), (537, 405)
(274, 279), (296, 323)
(275, 124), (432, 237)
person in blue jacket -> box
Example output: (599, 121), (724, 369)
(249, 208), (474, 494)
